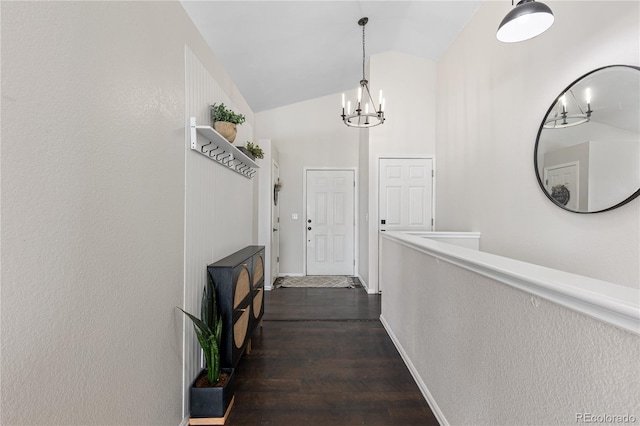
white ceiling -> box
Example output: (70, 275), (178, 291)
(180, 1), (482, 112)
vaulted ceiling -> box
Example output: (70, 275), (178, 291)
(180, 1), (481, 113)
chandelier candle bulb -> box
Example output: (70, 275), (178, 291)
(342, 93), (345, 108)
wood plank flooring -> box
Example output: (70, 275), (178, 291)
(225, 287), (439, 425)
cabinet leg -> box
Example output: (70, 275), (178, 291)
(245, 338), (251, 355)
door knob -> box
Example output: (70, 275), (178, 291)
(273, 228), (278, 232)
(308, 219), (312, 223)
(307, 227), (312, 231)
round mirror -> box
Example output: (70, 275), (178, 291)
(535, 65), (640, 213)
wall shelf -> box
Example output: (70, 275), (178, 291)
(189, 117), (259, 179)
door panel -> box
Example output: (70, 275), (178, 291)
(379, 158), (433, 232)
(307, 170), (355, 275)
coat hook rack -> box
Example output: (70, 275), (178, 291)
(189, 117), (259, 179)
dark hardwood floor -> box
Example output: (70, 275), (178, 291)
(225, 287), (439, 425)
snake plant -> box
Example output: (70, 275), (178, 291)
(179, 271), (223, 384)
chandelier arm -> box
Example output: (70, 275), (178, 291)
(569, 90), (586, 115)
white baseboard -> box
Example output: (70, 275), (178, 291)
(379, 315), (448, 426)
(179, 416), (189, 426)
(357, 274), (378, 294)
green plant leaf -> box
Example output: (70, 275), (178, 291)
(178, 308), (213, 337)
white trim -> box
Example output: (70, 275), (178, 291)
(303, 167), (358, 276)
(179, 417), (189, 426)
(380, 315), (449, 426)
(382, 231), (640, 336)
(357, 274), (378, 294)
(406, 231), (480, 239)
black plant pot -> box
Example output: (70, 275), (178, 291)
(189, 368), (235, 418)
(237, 146), (255, 160)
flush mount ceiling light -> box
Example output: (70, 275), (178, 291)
(341, 17), (385, 128)
(497, 0), (554, 43)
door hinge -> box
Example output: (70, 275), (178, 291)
(277, 256), (279, 262)
(432, 170), (434, 177)
(431, 218), (434, 226)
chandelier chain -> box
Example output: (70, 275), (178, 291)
(362, 22), (366, 81)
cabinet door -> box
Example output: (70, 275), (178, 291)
(232, 264), (251, 351)
(251, 250), (265, 323)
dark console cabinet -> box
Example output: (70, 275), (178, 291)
(208, 245), (265, 368)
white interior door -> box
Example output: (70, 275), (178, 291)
(544, 162), (579, 210)
(306, 170), (355, 276)
(379, 158), (433, 232)
(271, 162), (280, 282)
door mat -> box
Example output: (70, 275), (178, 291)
(276, 276), (356, 288)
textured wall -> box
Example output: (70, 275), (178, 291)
(380, 237), (640, 425)
(436, 1), (640, 287)
(1, 2), (253, 424)
(183, 47), (255, 419)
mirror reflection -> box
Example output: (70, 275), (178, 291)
(535, 65), (640, 213)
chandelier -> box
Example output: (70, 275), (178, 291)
(544, 88), (593, 129)
(341, 17), (385, 128)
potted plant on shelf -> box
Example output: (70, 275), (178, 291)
(178, 271), (235, 421)
(210, 103), (245, 143)
(238, 141), (264, 161)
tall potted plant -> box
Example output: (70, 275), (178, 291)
(210, 103), (245, 143)
(179, 271), (235, 420)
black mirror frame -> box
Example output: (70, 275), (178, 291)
(534, 64), (640, 214)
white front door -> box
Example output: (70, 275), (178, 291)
(379, 158), (434, 232)
(306, 170), (355, 276)
(271, 161), (280, 283)
(544, 162), (579, 210)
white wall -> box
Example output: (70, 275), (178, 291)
(380, 235), (640, 425)
(183, 48), (255, 420)
(436, 1), (640, 288)
(589, 138), (640, 211)
(1, 2), (254, 424)
(358, 128), (370, 286)
(366, 52), (438, 292)
(255, 93), (359, 275)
